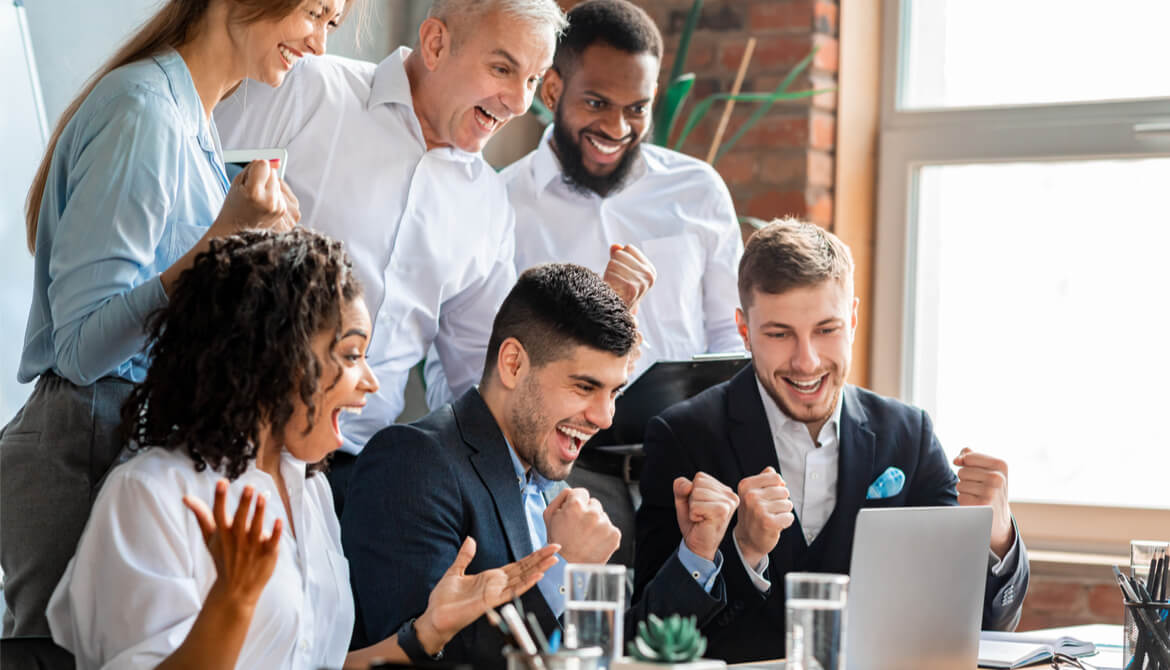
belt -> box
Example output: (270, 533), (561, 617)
(576, 445), (644, 484)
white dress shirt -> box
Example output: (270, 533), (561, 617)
(215, 48), (515, 452)
(501, 128), (744, 379)
(47, 447), (353, 670)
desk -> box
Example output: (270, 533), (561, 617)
(727, 624), (1126, 670)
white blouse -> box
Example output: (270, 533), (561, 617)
(47, 447), (354, 670)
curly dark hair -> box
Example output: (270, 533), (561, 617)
(120, 228), (362, 479)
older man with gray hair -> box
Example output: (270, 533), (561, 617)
(215, 0), (566, 505)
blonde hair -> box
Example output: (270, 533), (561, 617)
(23, 0), (361, 253)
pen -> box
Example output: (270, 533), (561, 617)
(500, 603), (546, 670)
(1114, 565), (1170, 669)
(526, 611), (551, 654)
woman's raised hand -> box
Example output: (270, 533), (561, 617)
(414, 538), (560, 654)
(215, 160), (300, 234)
(183, 480), (283, 608)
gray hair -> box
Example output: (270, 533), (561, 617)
(428, 0), (568, 39)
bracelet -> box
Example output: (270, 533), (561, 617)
(397, 616), (445, 664)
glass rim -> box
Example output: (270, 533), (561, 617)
(564, 563), (627, 576)
(785, 572), (850, 585)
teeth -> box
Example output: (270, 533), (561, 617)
(788, 377), (823, 392)
(475, 107), (501, 131)
(340, 406), (363, 415)
(587, 135), (622, 155)
(557, 425), (590, 442)
(278, 45), (300, 66)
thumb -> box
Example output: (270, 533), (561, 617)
(544, 487), (571, 517)
(447, 536), (477, 576)
(953, 447), (972, 466)
(183, 495), (216, 544)
(672, 477), (694, 518)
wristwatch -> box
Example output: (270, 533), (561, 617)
(397, 616), (445, 664)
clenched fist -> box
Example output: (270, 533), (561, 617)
(544, 488), (621, 564)
(673, 472), (739, 561)
(954, 448), (1015, 558)
(732, 467), (794, 568)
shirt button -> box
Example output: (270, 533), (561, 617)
(692, 571), (702, 580)
(300, 639), (310, 652)
(811, 473), (820, 480)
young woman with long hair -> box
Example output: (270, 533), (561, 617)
(0, 0), (358, 636)
(47, 228), (559, 668)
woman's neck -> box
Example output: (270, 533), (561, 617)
(175, 4), (245, 121)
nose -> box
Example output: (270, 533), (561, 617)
(586, 393), (615, 431)
(790, 335), (821, 375)
(500, 78), (529, 116)
(359, 360), (380, 394)
(306, 22), (327, 55)
(599, 107), (631, 141)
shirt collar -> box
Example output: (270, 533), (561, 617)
(531, 123), (650, 198)
(369, 46), (486, 177)
(154, 48), (215, 150)
(755, 375), (844, 445)
(504, 439), (556, 493)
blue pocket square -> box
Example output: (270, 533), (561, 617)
(866, 466), (905, 500)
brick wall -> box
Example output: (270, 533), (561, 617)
(1021, 559), (1125, 631)
(630, 0), (839, 232)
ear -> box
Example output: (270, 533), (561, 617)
(494, 338), (529, 391)
(849, 296), (860, 341)
(540, 66), (564, 112)
(735, 307), (751, 353)
(416, 17), (451, 71)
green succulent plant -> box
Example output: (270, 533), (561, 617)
(627, 614), (707, 663)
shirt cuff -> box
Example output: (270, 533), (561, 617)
(676, 541), (723, 593)
(733, 534), (772, 593)
(988, 518), (1021, 577)
(537, 553), (568, 618)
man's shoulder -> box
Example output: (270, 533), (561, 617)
(498, 148), (537, 188)
(640, 144), (729, 189)
(844, 384), (928, 431)
(359, 405), (463, 468)
(296, 54), (377, 88)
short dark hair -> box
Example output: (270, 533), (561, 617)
(553, 0), (663, 75)
(121, 228), (361, 479)
(482, 263), (636, 381)
(738, 218), (855, 309)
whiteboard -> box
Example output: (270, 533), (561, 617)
(0, 0), (46, 425)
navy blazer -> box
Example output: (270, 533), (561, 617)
(342, 388), (725, 669)
(634, 367), (1029, 664)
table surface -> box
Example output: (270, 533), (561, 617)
(726, 624), (1126, 670)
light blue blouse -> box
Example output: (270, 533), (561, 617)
(18, 49), (230, 385)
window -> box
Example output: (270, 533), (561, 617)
(875, 0), (1170, 553)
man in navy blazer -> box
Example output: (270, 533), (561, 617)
(343, 264), (736, 668)
(634, 220), (1029, 664)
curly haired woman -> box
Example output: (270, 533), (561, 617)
(46, 229), (558, 669)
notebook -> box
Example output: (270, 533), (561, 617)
(977, 631), (1096, 669)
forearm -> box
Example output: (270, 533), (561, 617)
(154, 583), (256, 670)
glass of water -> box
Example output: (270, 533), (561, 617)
(564, 564), (625, 668)
(786, 572), (849, 670)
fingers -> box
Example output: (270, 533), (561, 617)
(212, 479), (231, 532)
(738, 466), (786, 495)
(264, 518), (283, 553)
(544, 487), (573, 517)
(447, 537), (477, 576)
(183, 495), (216, 544)
(248, 491), (268, 545)
(954, 450), (1008, 475)
(232, 485), (256, 540)
(279, 179), (301, 226)
(672, 476), (694, 502)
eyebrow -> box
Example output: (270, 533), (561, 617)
(583, 89), (652, 106)
(340, 328), (368, 340)
(491, 48), (521, 69)
(570, 373), (628, 393)
(760, 317), (843, 329)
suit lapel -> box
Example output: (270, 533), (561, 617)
(454, 389), (536, 560)
(726, 366), (782, 478)
(823, 386), (875, 565)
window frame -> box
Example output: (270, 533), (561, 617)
(873, 0), (1170, 554)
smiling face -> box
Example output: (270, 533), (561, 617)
(282, 297), (379, 463)
(544, 43), (658, 196)
(231, 0), (344, 88)
(504, 343), (629, 481)
(738, 279), (858, 438)
(415, 9), (556, 152)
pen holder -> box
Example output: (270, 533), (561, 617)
(1123, 600), (1170, 670)
(506, 646), (603, 670)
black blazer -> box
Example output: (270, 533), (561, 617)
(342, 388), (725, 669)
(634, 367), (1029, 664)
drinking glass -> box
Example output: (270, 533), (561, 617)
(1124, 539), (1169, 669)
(564, 564), (625, 669)
(786, 572), (849, 670)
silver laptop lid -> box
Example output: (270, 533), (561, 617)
(845, 506), (991, 670)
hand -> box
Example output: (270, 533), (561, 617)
(214, 160), (299, 235)
(183, 480), (282, 609)
(543, 488), (621, 564)
(732, 467), (794, 567)
(602, 244), (655, 313)
(626, 313), (644, 378)
(953, 448), (1015, 558)
(673, 472), (739, 562)
(416, 538), (560, 655)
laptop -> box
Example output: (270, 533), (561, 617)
(844, 506), (992, 670)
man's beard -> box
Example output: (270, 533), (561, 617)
(509, 375), (573, 482)
(552, 104), (642, 198)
